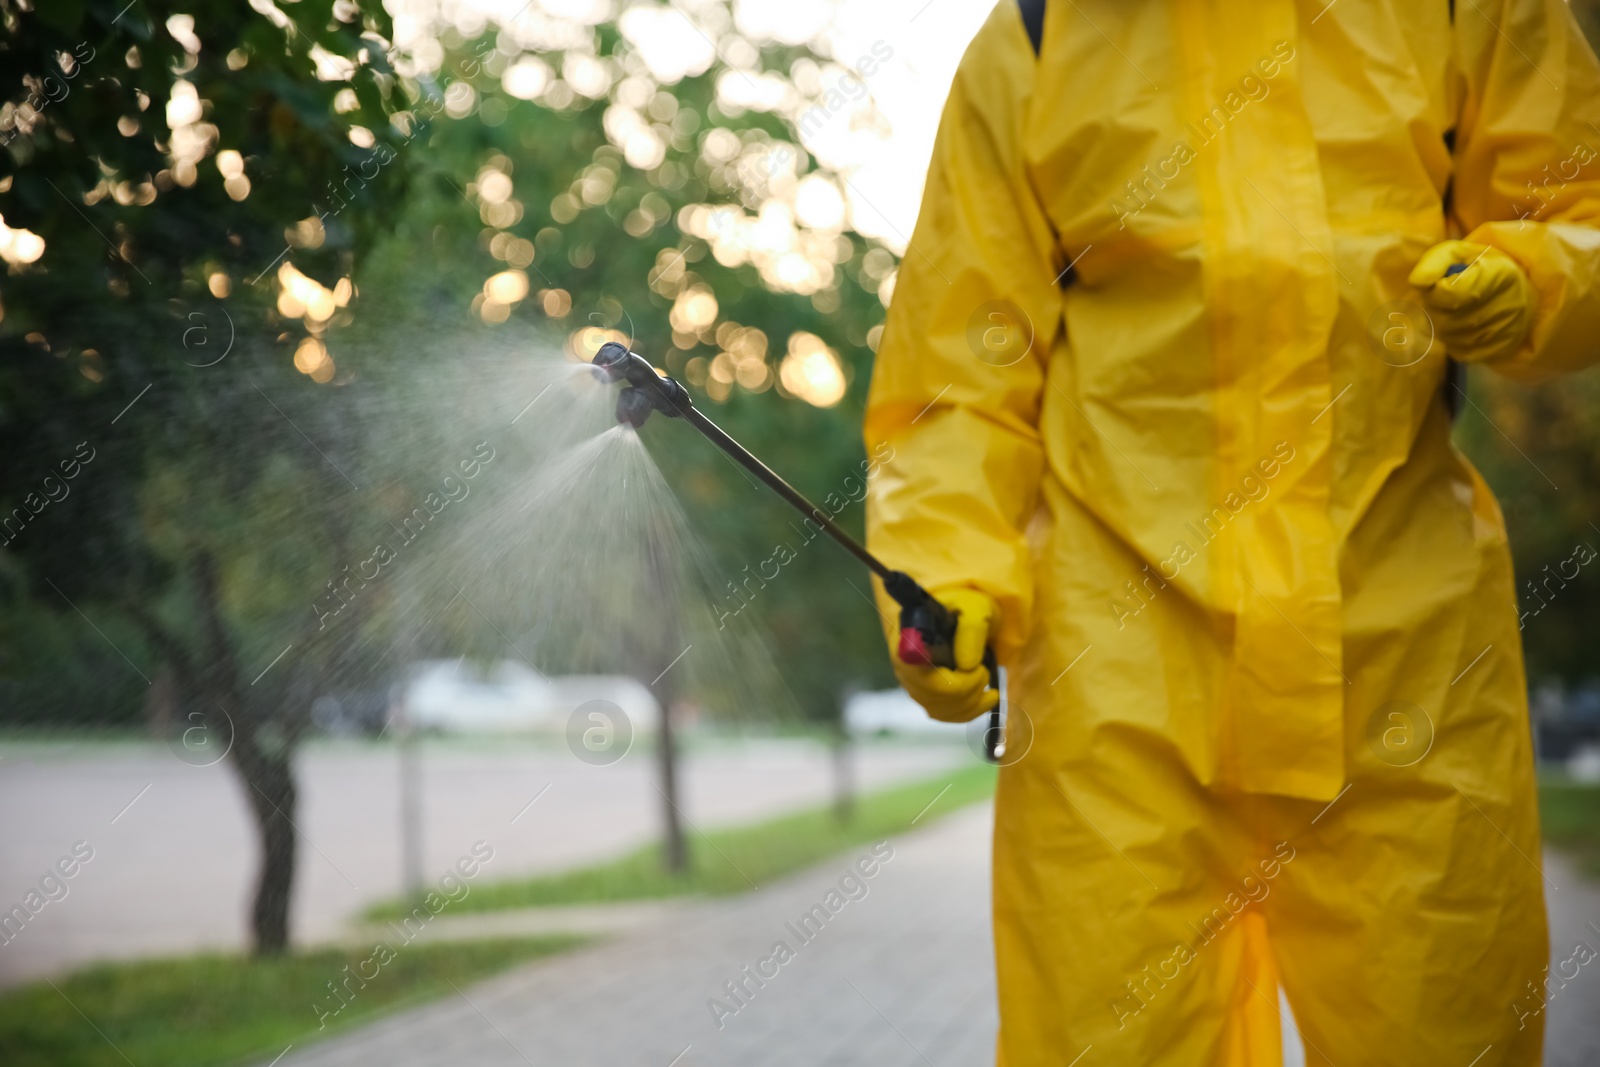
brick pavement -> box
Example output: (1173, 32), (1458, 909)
(277, 799), (998, 1067)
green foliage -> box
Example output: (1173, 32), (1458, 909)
(0, 0), (427, 951)
(0, 936), (583, 1067)
(1576, 0), (1600, 50)
(1456, 366), (1600, 685)
(368, 760), (997, 916)
(0, 0), (412, 723)
(0, 0), (404, 300)
(1, 2), (899, 729)
(1539, 779), (1600, 878)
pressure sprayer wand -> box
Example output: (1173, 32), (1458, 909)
(591, 341), (1005, 762)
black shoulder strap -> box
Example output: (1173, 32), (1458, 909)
(1016, 0), (1069, 285)
(1018, 0), (1045, 56)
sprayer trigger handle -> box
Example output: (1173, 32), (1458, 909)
(897, 628), (933, 667)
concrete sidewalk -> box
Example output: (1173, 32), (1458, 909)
(270, 798), (1600, 1067)
(277, 799), (998, 1067)
(1543, 849), (1600, 1067)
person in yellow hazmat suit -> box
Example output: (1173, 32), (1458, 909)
(865, 1), (1600, 1064)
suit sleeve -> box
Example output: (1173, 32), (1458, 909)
(1453, 0), (1600, 380)
(863, 4), (1062, 662)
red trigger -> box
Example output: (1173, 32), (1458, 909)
(898, 628), (932, 666)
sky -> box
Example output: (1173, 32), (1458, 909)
(386, 0), (996, 253)
(736, 0), (995, 250)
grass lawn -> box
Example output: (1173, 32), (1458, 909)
(0, 936), (583, 1067)
(1539, 779), (1600, 878)
(371, 760), (998, 918)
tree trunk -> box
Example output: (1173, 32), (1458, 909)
(657, 696), (686, 874)
(185, 549), (301, 957)
(640, 531), (688, 876)
(237, 745), (297, 954)
(831, 719), (855, 825)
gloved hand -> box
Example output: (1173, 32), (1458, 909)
(1408, 239), (1536, 364)
(892, 586), (999, 723)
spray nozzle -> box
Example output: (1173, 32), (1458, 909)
(615, 387), (655, 428)
(592, 341), (692, 426)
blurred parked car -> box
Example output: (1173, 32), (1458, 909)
(1532, 681), (1600, 771)
(309, 690), (391, 737)
(844, 688), (962, 738)
(400, 659), (659, 735)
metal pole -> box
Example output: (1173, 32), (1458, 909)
(394, 680), (424, 904)
(657, 693), (687, 873)
(832, 714), (855, 824)
(644, 532), (688, 874)
(680, 407), (893, 582)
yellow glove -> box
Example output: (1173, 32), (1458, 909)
(892, 586), (999, 723)
(1408, 240), (1536, 364)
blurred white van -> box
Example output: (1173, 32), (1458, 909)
(403, 659), (659, 734)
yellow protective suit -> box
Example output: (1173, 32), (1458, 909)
(865, 1), (1600, 1064)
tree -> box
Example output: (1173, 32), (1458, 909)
(0, 0), (411, 953)
(3, 0), (913, 934)
(1460, 367), (1600, 686)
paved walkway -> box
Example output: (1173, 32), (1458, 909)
(1543, 849), (1600, 1067)
(270, 801), (1600, 1067)
(278, 801), (999, 1067)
